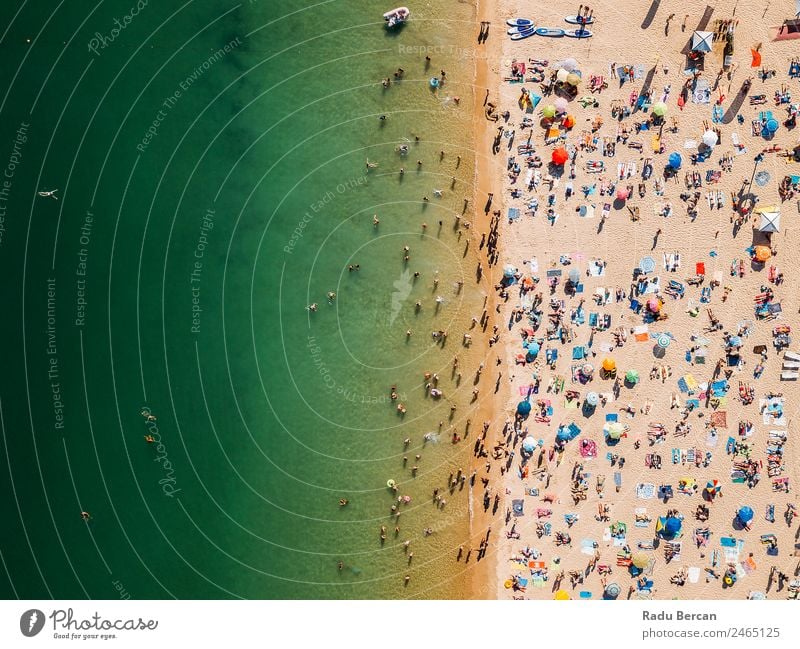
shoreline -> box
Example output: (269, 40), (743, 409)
(465, 0), (505, 600)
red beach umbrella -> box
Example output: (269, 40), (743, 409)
(551, 147), (569, 165)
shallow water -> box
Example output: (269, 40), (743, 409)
(0, 0), (485, 598)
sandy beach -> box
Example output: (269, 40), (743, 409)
(466, 0), (800, 600)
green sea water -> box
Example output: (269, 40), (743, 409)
(0, 0), (487, 599)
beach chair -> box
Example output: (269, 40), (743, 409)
(784, 351), (800, 362)
(780, 371), (799, 380)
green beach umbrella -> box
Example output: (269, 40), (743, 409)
(542, 104), (556, 119)
(652, 102), (667, 116)
(625, 369), (639, 384)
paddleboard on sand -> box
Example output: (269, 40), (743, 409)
(535, 27), (565, 37)
(510, 28), (537, 41)
(565, 28), (593, 38)
(565, 15), (595, 24)
(506, 18), (533, 27)
(507, 24), (536, 35)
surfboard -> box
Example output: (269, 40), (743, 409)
(564, 15), (595, 24)
(565, 28), (593, 38)
(507, 24), (535, 35)
(506, 18), (533, 27)
(535, 27), (565, 37)
(510, 28), (537, 41)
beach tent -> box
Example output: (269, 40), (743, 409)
(756, 206), (781, 233)
(691, 31), (714, 53)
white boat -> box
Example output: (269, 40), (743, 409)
(782, 361), (800, 369)
(780, 371), (799, 380)
(384, 7), (410, 28)
(784, 351), (800, 362)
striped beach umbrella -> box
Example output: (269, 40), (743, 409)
(656, 334), (671, 349)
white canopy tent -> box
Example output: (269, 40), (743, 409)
(691, 31), (714, 53)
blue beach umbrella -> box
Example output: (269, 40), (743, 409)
(522, 436), (537, 452)
(665, 517), (682, 535)
(656, 334), (671, 349)
(738, 506), (754, 524)
(668, 152), (682, 169)
(526, 341), (541, 356)
(765, 119), (779, 133)
(728, 336), (742, 348)
(517, 400), (532, 416)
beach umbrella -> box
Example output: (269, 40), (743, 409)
(702, 130), (718, 146)
(728, 335), (743, 348)
(554, 589), (571, 600)
(603, 583), (621, 599)
(551, 147), (569, 165)
(738, 506), (754, 524)
(601, 357), (616, 372)
(562, 114), (576, 129)
(503, 264), (517, 277)
(765, 118), (779, 133)
(585, 391), (599, 407)
(581, 363), (594, 376)
(705, 479), (721, 497)
(526, 341), (540, 357)
(517, 400), (532, 416)
(566, 73), (581, 86)
(753, 245), (771, 263)
(756, 206), (781, 233)
(647, 297), (661, 312)
(656, 333), (671, 349)
(631, 552), (650, 569)
(556, 427), (572, 442)
(606, 422), (625, 440)
(691, 30), (714, 53)
(668, 152), (682, 168)
(559, 58), (579, 71)
(664, 516), (682, 537)
(556, 68), (569, 83)
(554, 97), (569, 113)
(616, 186), (629, 201)
(522, 435), (537, 452)
(568, 268), (581, 283)
(542, 104), (556, 118)
(652, 102), (668, 117)
(625, 369), (639, 384)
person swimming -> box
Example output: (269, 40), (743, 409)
(339, 498), (349, 507)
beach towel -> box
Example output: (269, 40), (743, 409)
(687, 567), (701, 583)
(636, 483), (656, 499)
(581, 538), (597, 555)
(507, 207), (520, 221)
(692, 79), (711, 104)
(633, 325), (649, 341)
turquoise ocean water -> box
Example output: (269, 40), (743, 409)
(0, 1), (487, 599)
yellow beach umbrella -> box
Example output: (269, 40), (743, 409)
(554, 589), (571, 600)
